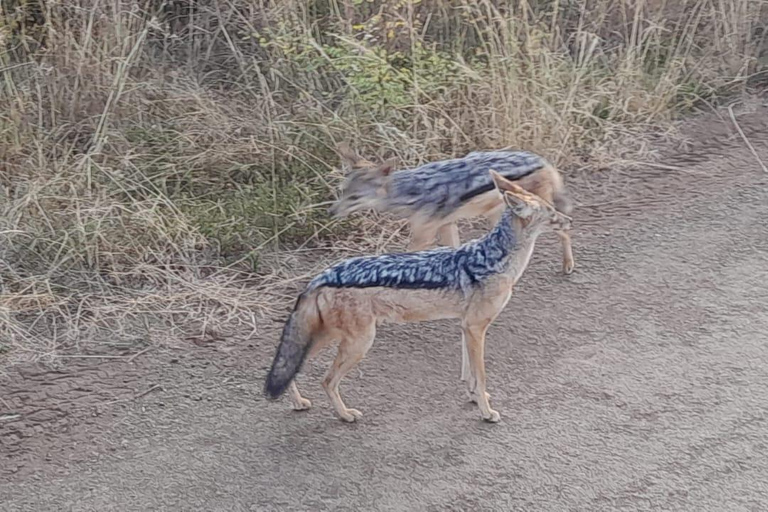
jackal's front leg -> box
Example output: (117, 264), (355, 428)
(437, 223), (460, 248)
(460, 331), (470, 382)
(407, 219), (439, 251)
(462, 324), (499, 422)
(461, 333), (490, 404)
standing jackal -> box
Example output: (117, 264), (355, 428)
(265, 171), (572, 423)
(330, 144), (575, 274)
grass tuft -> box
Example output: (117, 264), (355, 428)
(1, 0), (766, 365)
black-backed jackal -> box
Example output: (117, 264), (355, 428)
(266, 171), (572, 423)
(330, 145), (575, 274)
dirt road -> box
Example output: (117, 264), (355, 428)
(2, 105), (768, 511)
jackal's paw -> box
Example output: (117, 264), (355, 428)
(339, 408), (363, 423)
(291, 397), (312, 411)
(563, 259), (575, 275)
(482, 409), (501, 423)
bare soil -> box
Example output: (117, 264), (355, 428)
(2, 104), (768, 511)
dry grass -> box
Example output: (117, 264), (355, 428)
(1, 0), (766, 367)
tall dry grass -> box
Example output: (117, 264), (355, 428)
(1, 0), (766, 365)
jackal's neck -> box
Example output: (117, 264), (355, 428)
(478, 208), (517, 252)
(477, 208), (540, 277)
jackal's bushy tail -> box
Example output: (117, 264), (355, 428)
(264, 292), (322, 399)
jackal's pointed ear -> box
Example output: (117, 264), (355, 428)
(489, 169), (521, 194)
(503, 191), (535, 218)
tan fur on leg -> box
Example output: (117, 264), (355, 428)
(437, 223), (460, 248)
(288, 381), (311, 411)
(408, 220), (439, 251)
(558, 230), (575, 274)
(462, 322), (499, 422)
(322, 326), (376, 422)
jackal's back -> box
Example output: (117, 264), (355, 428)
(387, 151), (545, 218)
(308, 209), (518, 295)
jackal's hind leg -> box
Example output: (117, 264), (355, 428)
(288, 381), (311, 411)
(558, 230), (575, 275)
(286, 328), (337, 412)
(322, 326), (376, 422)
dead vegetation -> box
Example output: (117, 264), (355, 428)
(1, 0), (766, 366)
